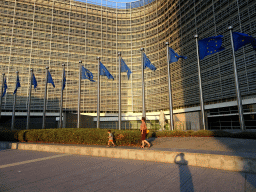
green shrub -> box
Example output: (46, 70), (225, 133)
(0, 128), (142, 146)
(1, 129), (256, 146)
(190, 130), (214, 137)
(13, 130), (28, 142)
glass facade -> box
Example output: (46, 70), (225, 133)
(0, 0), (256, 121)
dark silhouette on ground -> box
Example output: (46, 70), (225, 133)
(174, 153), (194, 192)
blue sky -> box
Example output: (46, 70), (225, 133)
(77, 0), (136, 3)
(76, 0), (137, 9)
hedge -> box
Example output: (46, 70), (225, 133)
(1, 129), (256, 147)
(0, 128), (142, 146)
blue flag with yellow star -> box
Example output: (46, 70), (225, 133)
(121, 58), (132, 80)
(143, 53), (157, 71)
(62, 69), (66, 90)
(13, 75), (21, 94)
(198, 35), (225, 60)
(32, 73), (37, 90)
(81, 66), (95, 82)
(2, 77), (7, 97)
(100, 62), (114, 80)
(47, 71), (55, 88)
(169, 47), (187, 63)
(232, 32), (256, 51)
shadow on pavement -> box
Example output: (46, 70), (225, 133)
(212, 131), (256, 191)
(146, 132), (157, 147)
(175, 153), (194, 192)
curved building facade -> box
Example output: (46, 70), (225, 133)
(0, 0), (256, 129)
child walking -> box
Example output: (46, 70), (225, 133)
(107, 130), (115, 147)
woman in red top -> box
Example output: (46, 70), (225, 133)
(140, 117), (151, 148)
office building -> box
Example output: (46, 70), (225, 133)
(0, 0), (256, 129)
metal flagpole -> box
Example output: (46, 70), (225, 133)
(140, 48), (146, 118)
(118, 52), (121, 130)
(228, 26), (245, 131)
(77, 61), (82, 128)
(97, 57), (100, 128)
(11, 71), (19, 130)
(27, 69), (33, 130)
(194, 35), (206, 130)
(0, 73), (5, 120)
(166, 42), (174, 131)
(42, 66), (49, 129)
(60, 64), (65, 128)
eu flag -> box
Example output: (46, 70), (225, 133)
(100, 62), (114, 80)
(232, 32), (256, 51)
(62, 70), (66, 90)
(13, 75), (21, 94)
(32, 73), (37, 89)
(198, 35), (225, 60)
(143, 53), (157, 71)
(2, 77), (7, 97)
(169, 47), (187, 63)
(81, 66), (95, 82)
(121, 58), (132, 80)
(47, 71), (55, 88)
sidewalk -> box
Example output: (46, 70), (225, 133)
(1, 136), (256, 173)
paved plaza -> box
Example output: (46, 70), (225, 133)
(1, 149), (256, 192)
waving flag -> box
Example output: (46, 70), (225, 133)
(143, 53), (157, 71)
(121, 58), (132, 80)
(198, 35), (225, 60)
(32, 73), (37, 89)
(47, 71), (55, 88)
(13, 75), (21, 94)
(232, 32), (256, 51)
(100, 62), (114, 80)
(2, 77), (7, 97)
(81, 66), (95, 82)
(62, 69), (66, 90)
(169, 47), (187, 63)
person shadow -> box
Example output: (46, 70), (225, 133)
(174, 153), (194, 192)
(146, 131), (157, 147)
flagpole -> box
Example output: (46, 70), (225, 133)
(228, 26), (245, 131)
(166, 42), (174, 131)
(60, 64), (65, 128)
(118, 52), (121, 130)
(77, 61), (82, 128)
(11, 71), (19, 130)
(0, 73), (5, 120)
(27, 69), (33, 130)
(42, 67), (49, 129)
(194, 35), (206, 130)
(97, 57), (100, 129)
(140, 48), (146, 118)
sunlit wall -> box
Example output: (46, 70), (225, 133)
(0, 0), (256, 116)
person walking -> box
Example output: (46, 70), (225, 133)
(140, 117), (150, 148)
(107, 130), (115, 147)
